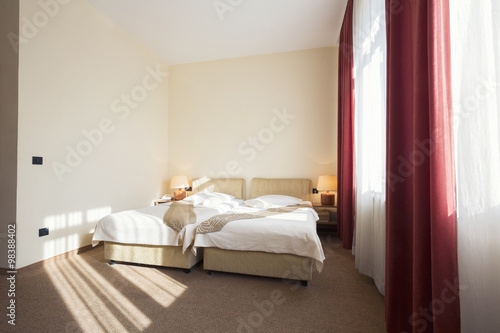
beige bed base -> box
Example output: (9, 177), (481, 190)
(203, 178), (316, 285)
(103, 177), (245, 271)
(203, 248), (314, 284)
(105, 242), (203, 272)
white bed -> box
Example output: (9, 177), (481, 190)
(195, 178), (325, 285)
(91, 177), (245, 271)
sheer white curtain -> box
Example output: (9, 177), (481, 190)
(352, 0), (386, 295)
(450, 0), (500, 331)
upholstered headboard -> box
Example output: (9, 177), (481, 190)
(250, 178), (312, 201)
(192, 177), (246, 199)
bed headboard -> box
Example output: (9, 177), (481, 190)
(192, 177), (246, 199)
(250, 178), (312, 201)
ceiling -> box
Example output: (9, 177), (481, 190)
(86, 0), (348, 65)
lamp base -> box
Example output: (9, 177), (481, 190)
(321, 192), (335, 206)
(174, 189), (186, 201)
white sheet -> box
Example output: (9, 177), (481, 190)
(91, 200), (243, 249)
(193, 202), (326, 272)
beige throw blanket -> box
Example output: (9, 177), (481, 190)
(163, 201), (197, 232)
(196, 204), (310, 234)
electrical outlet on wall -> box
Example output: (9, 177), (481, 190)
(39, 228), (49, 237)
(32, 156), (43, 165)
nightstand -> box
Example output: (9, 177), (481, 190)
(154, 199), (171, 206)
(312, 204), (337, 232)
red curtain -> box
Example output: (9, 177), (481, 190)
(385, 0), (460, 332)
(337, 0), (355, 250)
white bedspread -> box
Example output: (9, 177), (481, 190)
(91, 200), (243, 249)
(192, 202), (326, 272)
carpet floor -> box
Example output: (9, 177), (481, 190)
(0, 233), (385, 333)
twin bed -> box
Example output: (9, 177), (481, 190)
(92, 178), (325, 284)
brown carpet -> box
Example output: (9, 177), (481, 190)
(0, 233), (385, 333)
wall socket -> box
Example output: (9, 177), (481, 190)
(32, 156), (43, 165)
(39, 228), (49, 237)
(312, 188), (318, 194)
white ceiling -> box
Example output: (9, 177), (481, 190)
(86, 0), (348, 65)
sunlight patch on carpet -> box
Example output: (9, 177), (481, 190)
(46, 255), (152, 332)
(114, 265), (187, 307)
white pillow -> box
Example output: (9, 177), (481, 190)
(202, 197), (226, 206)
(255, 195), (302, 206)
(244, 199), (273, 209)
(184, 192), (235, 205)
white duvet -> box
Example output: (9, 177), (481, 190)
(91, 199), (243, 251)
(192, 202), (326, 272)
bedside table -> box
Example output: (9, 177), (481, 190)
(312, 204), (337, 232)
(154, 199), (171, 206)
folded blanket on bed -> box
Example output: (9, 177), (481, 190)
(163, 201), (197, 232)
(196, 204), (311, 234)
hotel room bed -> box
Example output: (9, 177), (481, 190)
(92, 177), (245, 272)
(195, 178), (325, 285)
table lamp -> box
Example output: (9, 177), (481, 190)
(170, 175), (189, 200)
(318, 175), (337, 206)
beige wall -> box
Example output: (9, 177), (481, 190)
(17, 0), (169, 268)
(0, 0), (19, 269)
(168, 47), (338, 200)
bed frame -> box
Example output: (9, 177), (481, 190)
(106, 242), (202, 273)
(203, 178), (316, 285)
(104, 177), (245, 272)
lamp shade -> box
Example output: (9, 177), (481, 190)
(317, 175), (337, 191)
(170, 175), (189, 189)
